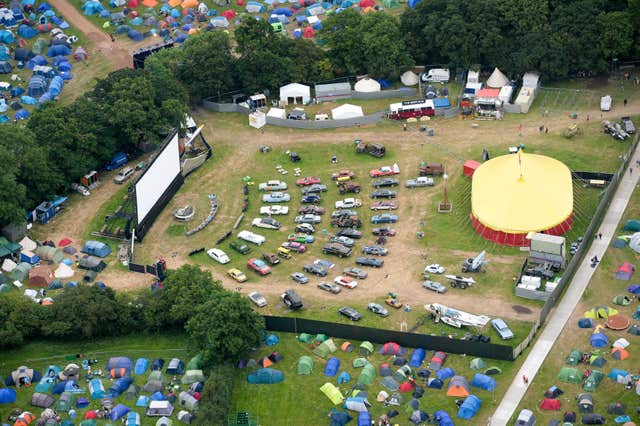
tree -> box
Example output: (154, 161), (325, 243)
(194, 365), (236, 425)
(235, 19), (278, 56)
(236, 50), (293, 93)
(186, 292), (264, 366)
(599, 11), (634, 60)
(162, 265), (223, 325)
(0, 145), (27, 226)
(0, 293), (41, 348)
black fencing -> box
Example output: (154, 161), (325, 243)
(128, 263), (146, 273)
(571, 171), (614, 182)
(264, 316), (515, 360)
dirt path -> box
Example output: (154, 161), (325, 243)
(49, 0), (132, 69)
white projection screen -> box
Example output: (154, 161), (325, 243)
(135, 132), (181, 224)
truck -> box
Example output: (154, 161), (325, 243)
(355, 141), (386, 158)
(527, 232), (566, 268)
(421, 68), (450, 84)
(419, 162), (444, 176)
(600, 95), (612, 112)
(105, 152), (128, 171)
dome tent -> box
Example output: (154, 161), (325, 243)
(354, 77), (380, 93)
(486, 67), (509, 88)
(401, 70), (419, 86)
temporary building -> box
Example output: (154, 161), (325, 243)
(166, 358), (185, 375)
(147, 400), (174, 417)
(109, 404), (130, 421)
(279, 83), (311, 105)
(296, 356), (314, 375)
(446, 376), (471, 397)
(590, 331), (608, 348)
(471, 373), (496, 391)
(359, 341), (374, 356)
(31, 392), (55, 408)
(331, 103), (363, 120)
(107, 357), (133, 378)
(470, 358), (486, 370)
(313, 339), (337, 358)
(182, 370), (205, 384)
(408, 349), (426, 367)
(247, 368), (284, 384)
(321, 382), (343, 404)
(616, 262), (635, 280)
(486, 68), (509, 88)
(558, 367), (582, 384)
(379, 342), (406, 356)
(463, 160), (481, 177)
(324, 357), (340, 377)
(457, 395), (481, 419)
(82, 241), (111, 258)
(436, 367), (455, 381)
(354, 78), (380, 93)
(540, 398), (561, 411)
(344, 396), (370, 412)
(266, 108), (286, 120)
(583, 371), (604, 391)
(134, 358), (149, 375)
(357, 364), (376, 386)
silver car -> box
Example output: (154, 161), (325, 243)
(294, 214), (322, 224)
(248, 291), (267, 307)
(262, 192), (291, 203)
(422, 280), (447, 293)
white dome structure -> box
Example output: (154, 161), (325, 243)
(400, 70), (419, 86)
(354, 78), (381, 93)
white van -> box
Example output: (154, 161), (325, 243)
(238, 230), (266, 245)
(422, 68), (450, 83)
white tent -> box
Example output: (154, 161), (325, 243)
(267, 107), (286, 119)
(486, 68), (509, 88)
(2, 258), (16, 272)
(400, 70), (419, 86)
(19, 236), (37, 251)
(279, 83), (311, 105)
(249, 111), (266, 129)
(331, 104), (363, 120)
(613, 338), (630, 349)
(54, 263), (74, 279)
(354, 78), (380, 93)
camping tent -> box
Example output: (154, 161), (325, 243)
(409, 349), (426, 367)
(434, 410), (454, 426)
(337, 372), (351, 384)
(59, 363), (81, 381)
(578, 393), (594, 413)
(379, 342), (406, 356)
(437, 368), (455, 380)
(379, 364), (392, 377)
(566, 349), (582, 365)
(400, 70), (419, 86)
(540, 398), (561, 410)
(10, 262), (31, 282)
(6, 366), (42, 387)
(578, 318), (596, 328)
(613, 295), (633, 306)
(354, 78), (380, 93)
(325, 357), (340, 377)
(331, 104), (363, 120)
(29, 265), (53, 287)
(109, 404), (130, 421)
(166, 358), (184, 375)
(344, 396), (370, 412)
(35, 245), (63, 262)
(0, 388), (16, 404)
(357, 364), (376, 386)
(471, 374), (496, 391)
(608, 368), (630, 382)
(82, 241), (111, 258)
(381, 376), (399, 391)
(446, 376), (471, 397)
(124, 384), (140, 400)
(470, 358), (486, 370)
(56, 392), (75, 412)
(457, 395), (481, 419)
(486, 68), (509, 88)
(54, 263), (74, 279)
(178, 391), (198, 410)
(182, 370), (205, 384)
(106, 357), (133, 378)
(558, 368), (582, 384)
(279, 83), (310, 105)
(614, 338), (630, 348)
(584, 371), (605, 392)
(590, 332), (608, 348)
(589, 356), (606, 367)
(109, 377), (134, 397)
(186, 355), (202, 371)
(585, 306), (618, 319)
(134, 358), (149, 375)
(320, 382), (343, 404)
(146, 400), (174, 417)
(247, 368), (284, 384)
(616, 262), (635, 280)
(313, 339), (337, 358)
(427, 378), (443, 389)
(89, 379), (105, 399)
(359, 341), (374, 356)
(296, 356), (313, 375)
(31, 392), (55, 408)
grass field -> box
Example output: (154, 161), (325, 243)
(514, 184), (640, 424)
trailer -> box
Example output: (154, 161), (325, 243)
(425, 303), (490, 328)
(388, 99), (435, 120)
(27, 196), (68, 224)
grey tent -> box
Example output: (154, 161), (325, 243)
(30, 392), (55, 408)
(381, 376), (399, 391)
(124, 384), (140, 400)
(78, 256), (106, 272)
(156, 417), (172, 426)
(59, 363), (81, 381)
(178, 391), (198, 410)
(143, 380), (164, 393)
(182, 370), (205, 384)
(0, 61), (12, 73)
(177, 411), (194, 424)
(83, 270), (98, 282)
(577, 394), (593, 413)
(147, 400), (175, 417)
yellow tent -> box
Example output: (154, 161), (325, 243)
(320, 382), (343, 405)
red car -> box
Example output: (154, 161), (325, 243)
(371, 201), (398, 211)
(332, 169), (356, 180)
(369, 165), (400, 177)
(248, 258), (271, 275)
(296, 176), (321, 186)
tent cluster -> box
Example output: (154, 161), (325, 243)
(0, 237), (111, 302)
(2, 355), (204, 425)
(0, 0), (83, 122)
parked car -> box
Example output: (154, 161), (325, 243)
(70, 183), (90, 196)
(287, 108), (306, 120)
(262, 192), (291, 203)
(323, 243), (352, 258)
(303, 263), (328, 277)
(291, 272), (309, 284)
(332, 216), (362, 228)
(281, 289), (303, 310)
(114, 167), (134, 184)
(515, 409), (535, 426)
(367, 303), (389, 317)
(248, 291), (267, 307)
(372, 214), (398, 224)
(332, 169), (356, 180)
(337, 228), (362, 239)
(334, 275), (357, 288)
(621, 116), (636, 134)
(295, 223), (315, 234)
(288, 233), (315, 244)
(371, 201), (398, 211)
(248, 258), (271, 275)
(238, 230), (266, 245)
(369, 164), (400, 177)
(259, 205), (289, 215)
(227, 268), (248, 282)
(314, 259), (335, 270)
(406, 177), (435, 188)
(424, 264), (445, 274)
(295, 214), (322, 224)
(298, 205), (325, 215)
(230, 240), (251, 254)
(373, 178), (399, 188)
(419, 162), (444, 176)
(302, 184), (327, 194)
(329, 236), (355, 247)
(262, 252), (280, 265)
(301, 194), (322, 204)
(373, 227), (396, 236)
(317, 281), (341, 294)
(207, 248), (230, 264)
(344, 267), (368, 279)
(335, 198), (362, 209)
(371, 190), (397, 199)
(491, 318), (514, 340)
(362, 245), (388, 256)
(258, 180), (288, 191)
(252, 217), (281, 230)
(422, 280), (447, 294)
(332, 209), (358, 219)
(281, 241), (306, 253)
(277, 247), (292, 259)
(296, 176), (321, 186)
(356, 257), (384, 268)
(338, 182), (361, 194)
(339, 306), (362, 321)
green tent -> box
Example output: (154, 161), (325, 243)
(314, 334), (328, 344)
(558, 367), (582, 384)
(566, 349), (583, 365)
(623, 219), (640, 231)
(484, 366), (502, 375)
(320, 382), (343, 405)
(357, 363), (376, 386)
(35, 245), (63, 263)
(583, 370), (604, 391)
(298, 333), (313, 343)
(182, 370), (205, 384)
(0, 237), (22, 254)
(0, 283), (10, 293)
(359, 341), (374, 356)
(124, 384), (140, 400)
(186, 355), (202, 371)
(612, 295), (633, 306)
(382, 0), (398, 7)
(312, 339), (336, 358)
(352, 358), (369, 368)
(10, 262), (31, 282)
(470, 358), (486, 370)
(296, 356), (314, 375)
(148, 370), (166, 383)
(32, 38), (48, 54)
(56, 392), (75, 412)
(0, 272), (7, 284)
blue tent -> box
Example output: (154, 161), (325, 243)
(0, 13), (16, 27)
(35, 379), (54, 393)
(578, 318), (596, 328)
(357, 411), (371, 426)
(27, 55), (48, 69)
(129, 17), (143, 26)
(433, 410), (454, 426)
(11, 87), (25, 98)
(109, 377), (134, 397)
(0, 388), (17, 404)
(292, 28), (302, 38)
(135, 395), (149, 407)
(273, 7), (293, 15)
(76, 397), (90, 408)
(151, 391), (165, 401)
(407, 0), (421, 7)
(22, 0), (35, 8)
(325, 357), (340, 377)
(134, 358), (149, 375)
(409, 349), (426, 367)
(83, 241), (112, 258)
(471, 373), (496, 391)
(427, 378), (443, 389)
(127, 29), (143, 41)
(109, 404), (130, 421)
(337, 371), (351, 384)
(0, 115), (8, 123)
(0, 30), (15, 44)
(18, 24), (37, 39)
(59, 71), (73, 81)
(15, 47), (34, 62)
(436, 368), (455, 380)
(52, 380), (77, 394)
(329, 409), (352, 426)
(20, 95), (37, 105)
(151, 359), (165, 371)
(608, 368), (629, 380)
(89, 378), (105, 399)
(590, 332), (608, 348)
(0, 46), (10, 61)
(15, 109), (30, 120)
(81, 1), (104, 15)
(247, 368), (284, 384)
(66, 281), (78, 288)
(37, 2), (52, 12)
(100, 9), (111, 18)
(174, 33), (187, 43)
(265, 334), (279, 346)
(457, 395), (481, 419)
(46, 44), (72, 57)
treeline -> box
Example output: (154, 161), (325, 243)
(400, 0), (638, 80)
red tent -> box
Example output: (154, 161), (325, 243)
(58, 238), (72, 247)
(380, 342), (402, 355)
(359, 0), (374, 6)
(128, 0), (139, 7)
(616, 262), (635, 280)
(221, 9), (236, 19)
(237, 0), (245, 5)
(540, 398), (561, 411)
(303, 27), (314, 38)
(399, 381), (414, 392)
(463, 160), (481, 177)
(84, 411), (97, 419)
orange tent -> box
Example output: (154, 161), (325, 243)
(14, 412), (36, 426)
(181, 0), (197, 8)
(142, 0), (158, 6)
(169, 0), (181, 7)
(446, 376), (470, 397)
(612, 347), (630, 360)
(259, 357), (273, 368)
